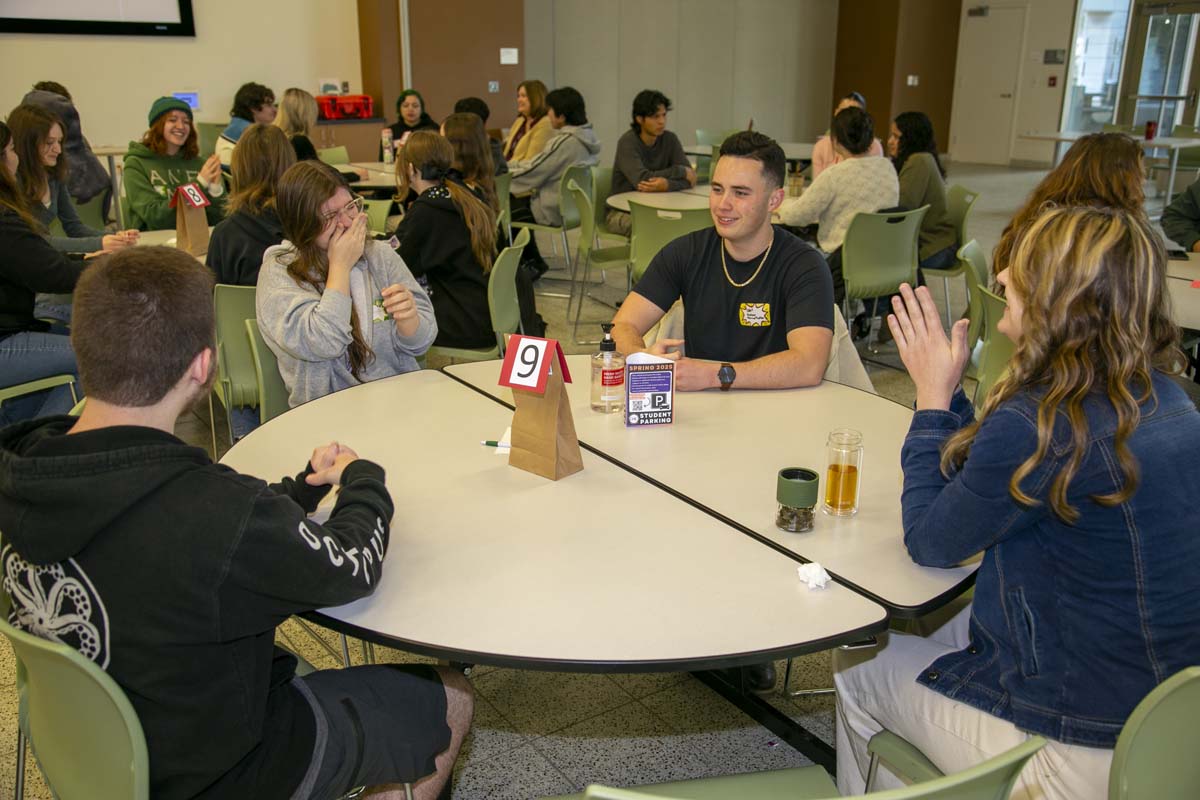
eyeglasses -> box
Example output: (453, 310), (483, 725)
(320, 195), (365, 224)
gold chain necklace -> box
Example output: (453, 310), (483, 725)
(721, 233), (774, 288)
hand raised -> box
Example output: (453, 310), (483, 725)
(887, 283), (970, 410)
(327, 214), (368, 275)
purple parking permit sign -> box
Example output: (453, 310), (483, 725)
(625, 357), (674, 427)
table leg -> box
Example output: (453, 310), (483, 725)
(694, 669), (836, 775)
(1167, 147), (1181, 205)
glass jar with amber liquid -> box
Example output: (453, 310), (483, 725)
(823, 428), (862, 516)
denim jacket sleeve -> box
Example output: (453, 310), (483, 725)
(901, 388), (1053, 567)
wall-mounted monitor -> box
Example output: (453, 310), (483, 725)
(0, 0), (195, 37)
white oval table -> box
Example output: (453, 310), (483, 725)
(606, 190), (712, 213)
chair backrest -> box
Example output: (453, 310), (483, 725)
(487, 228), (530, 351)
(826, 305), (875, 393)
(945, 184), (979, 247)
(558, 163), (592, 230)
(213, 284), (259, 410)
(363, 198), (391, 234)
(0, 375), (76, 407)
(973, 286), (1016, 405)
(318, 145), (351, 165)
(628, 200), (714, 283)
(196, 121), (223, 158)
(1168, 124), (1200, 169)
(591, 166), (617, 232)
(0, 615), (150, 799)
(958, 239), (990, 352)
(567, 179), (598, 266)
(495, 171), (512, 240)
(582, 736), (1044, 800)
(244, 318), (290, 424)
(1110, 666), (1200, 800)
(842, 207), (928, 302)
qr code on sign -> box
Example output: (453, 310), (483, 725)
(630, 397), (648, 411)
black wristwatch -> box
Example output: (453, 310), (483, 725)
(718, 363), (736, 392)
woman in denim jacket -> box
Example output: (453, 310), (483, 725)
(835, 206), (1200, 800)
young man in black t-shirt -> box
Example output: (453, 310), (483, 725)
(612, 131), (834, 392)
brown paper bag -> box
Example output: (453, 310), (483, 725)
(508, 366), (584, 481)
(170, 183), (211, 257)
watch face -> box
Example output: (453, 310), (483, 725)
(718, 364), (735, 384)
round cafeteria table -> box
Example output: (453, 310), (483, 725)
(219, 369), (888, 672)
(1170, 255), (1200, 329)
(605, 190), (711, 213)
(445, 355), (977, 617)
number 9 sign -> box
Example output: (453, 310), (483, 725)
(498, 335), (572, 394)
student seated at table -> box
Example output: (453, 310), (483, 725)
(836, 205), (1200, 800)
(383, 89), (439, 159)
(508, 86), (602, 278)
(994, 132), (1143, 277)
(273, 87), (365, 184)
(0, 246), (473, 800)
(21, 81), (111, 215)
(123, 97), (226, 231)
(257, 161), (436, 407)
(810, 91), (883, 179)
(606, 89), (697, 237)
(8, 104), (137, 254)
(453, 96), (508, 175)
(889, 111), (956, 271)
(395, 131), (497, 350)
(778, 106), (898, 305)
(441, 112), (500, 214)
(215, 81), (276, 166)
(502, 80), (552, 163)
(0, 120), (84, 425)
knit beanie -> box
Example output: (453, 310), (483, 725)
(148, 97), (193, 127)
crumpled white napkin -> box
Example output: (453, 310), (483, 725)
(797, 562), (831, 590)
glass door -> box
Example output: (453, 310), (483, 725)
(1118, 2), (1200, 132)
(1062, 0), (1132, 133)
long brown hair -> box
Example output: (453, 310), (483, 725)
(396, 131), (497, 273)
(992, 133), (1144, 277)
(142, 112), (199, 159)
(228, 123), (295, 215)
(275, 161), (375, 377)
(0, 121), (42, 231)
(520, 79), (548, 121)
(442, 112), (497, 212)
(8, 104), (67, 208)
(943, 205), (1182, 523)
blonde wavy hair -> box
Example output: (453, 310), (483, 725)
(942, 205), (1182, 523)
(275, 87), (319, 139)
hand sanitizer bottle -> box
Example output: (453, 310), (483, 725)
(591, 323), (625, 413)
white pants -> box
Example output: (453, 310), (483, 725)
(833, 602), (1113, 800)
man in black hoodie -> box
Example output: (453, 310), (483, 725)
(0, 247), (472, 800)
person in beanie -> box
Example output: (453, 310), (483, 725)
(123, 97), (226, 231)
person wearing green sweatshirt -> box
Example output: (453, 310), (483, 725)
(123, 97), (226, 231)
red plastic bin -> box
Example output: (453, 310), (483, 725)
(316, 95), (375, 120)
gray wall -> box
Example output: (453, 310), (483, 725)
(523, 0), (838, 154)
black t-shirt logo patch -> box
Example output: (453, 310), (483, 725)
(739, 302), (771, 327)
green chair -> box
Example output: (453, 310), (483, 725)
(628, 200), (714, 285)
(210, 284), (259, 456)
(957, 239), (991, 382)
(1, 612), (150, 800)
(512, 163), (592, 291)
(841, 207), (928, 350)
(318, 145), (351, 165)
(196, 121), (223, 158)
(69, 396), (87, 416)
(590, 166), (629, 245)
(245, 318), (290, 424)
(972, 286), (1015, 405)
(567, 734), (1044, 800)
(695, 129), (735, 184)
(566, 179), (631, 344)
(426, 228), (529, 363)
(0, 375), (78, 418)
(363, 198), (391, 235)
(922, 185), (979, 329)
(1110, 666), (1200, 799)
(496, 171), (513, 243)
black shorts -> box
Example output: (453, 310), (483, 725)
(288, 664), (450, 799)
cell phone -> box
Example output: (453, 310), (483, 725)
(1167, 246), (1189, 261)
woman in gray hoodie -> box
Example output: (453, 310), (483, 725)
(257, 161), (436, 407)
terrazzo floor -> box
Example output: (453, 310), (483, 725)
(0, 161), (1046, 799)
